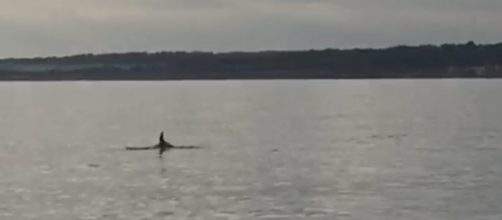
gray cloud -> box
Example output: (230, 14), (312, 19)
(0, 0), (501, 58)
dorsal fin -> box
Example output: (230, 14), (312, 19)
(159, 131), (165, 143)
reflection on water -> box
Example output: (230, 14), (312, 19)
(1, 80), (502, 219)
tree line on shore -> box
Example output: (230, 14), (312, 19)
(1, 41), (501, 80)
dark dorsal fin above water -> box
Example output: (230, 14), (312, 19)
(159, 131), (165, 144)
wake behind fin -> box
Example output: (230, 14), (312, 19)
(125, 145), (159, 150)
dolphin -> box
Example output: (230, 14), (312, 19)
(125, 132), (201, 157)
(157, 131), (174, 156)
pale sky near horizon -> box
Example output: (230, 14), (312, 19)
(0, 0), (501, 58)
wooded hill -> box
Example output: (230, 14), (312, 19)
(0, 41), (501, 80)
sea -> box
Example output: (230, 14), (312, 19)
(0, 79), (501, 220)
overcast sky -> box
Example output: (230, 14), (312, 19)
(0, 0), (501, 58)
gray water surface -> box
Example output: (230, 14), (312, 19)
(1, 80), (502, 220)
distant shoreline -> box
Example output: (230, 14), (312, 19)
(0, 70), (500, 81)
(1, 41), (501, 80)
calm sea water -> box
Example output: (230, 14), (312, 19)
(0, 80), (501, 220)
